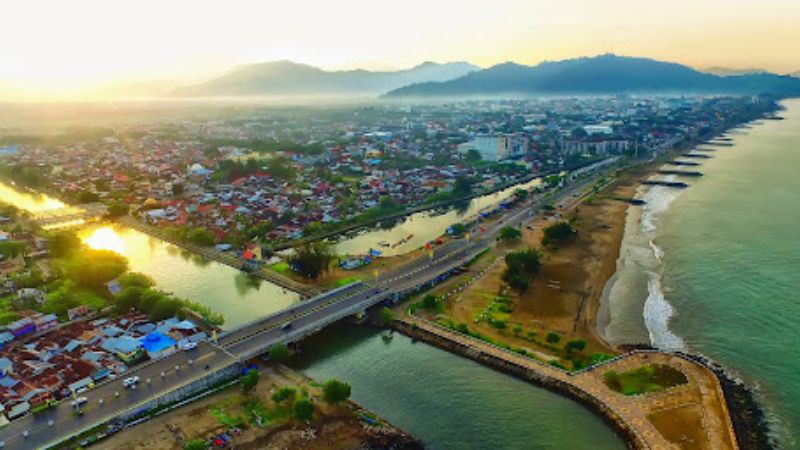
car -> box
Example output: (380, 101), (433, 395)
(71, 397), (88, 408)
(123, 376), (140, 388)
(281, 321), (292, 331)
(182, 342), (198, 351)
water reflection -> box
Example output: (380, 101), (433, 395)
(76, 224), (299, 328)
(0, 181), (75, 213)
(335, 178), (541, 256)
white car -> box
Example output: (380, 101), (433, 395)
(182, 342), (198, 351)
(70, 397), (88, 408)
(123, 376), (140, 388)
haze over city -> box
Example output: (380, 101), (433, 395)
(2, 0), (800, 100)
(1, 2), (800, 450)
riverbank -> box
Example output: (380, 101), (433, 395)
(92, 363), (422, 450)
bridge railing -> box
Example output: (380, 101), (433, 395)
(232, 292), (389, 360)
(219, 280), (365, 339)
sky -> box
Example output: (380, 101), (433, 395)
(1, 0), (799, 100)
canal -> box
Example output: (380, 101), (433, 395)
(335, 177), (542, 256)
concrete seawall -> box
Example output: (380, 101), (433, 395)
(390, 319), (648, 449)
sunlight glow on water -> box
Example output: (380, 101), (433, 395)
(0, 181), (76, 213)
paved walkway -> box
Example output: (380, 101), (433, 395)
(401, 316), (738, 450)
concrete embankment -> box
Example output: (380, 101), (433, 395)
(390, 316), (741, 450)
(390, 318), (650, 449)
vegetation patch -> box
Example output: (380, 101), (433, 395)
(604, 364), (688, 396)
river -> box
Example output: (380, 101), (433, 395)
(335, 177), (541, 256)
(1, 175), (628, 448)
(292, 324), (625, 450)
(602, 98), (800, 447)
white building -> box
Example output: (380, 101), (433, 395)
(458, 133), (529, 161)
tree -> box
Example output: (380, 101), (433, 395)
(268, 344), (291, 363)
(187, 228), (215, 246)
(293, 399), (314, 421)
(566, 339), (587, 353)
(171, 182), (185, 196)
(107, 201), (129, 217)
(271, 386), (296, 404)
(513, 189), (529, 201)
(502, 248), (543, 294)
(241, 369), (260, 394)
(542, 222), (576, 246)
(77, 190), (100, 203)
(0, 241), (27, 258)
(452, 176), (474, 198)
(322, 379), (352, 404)
(289, 241), (335, 279)
(465, 148), (482, 164)
(49, 231), (82, 258)
(422, 294), (439, 311)
(448, 223), (468, 236)
(149, 297), (181, 322)
(117, 272), (155, 289)
(379, 307), (394, 325)
(184, 439), (207, 450)
(69, 249), (128, 288)
(115, 286), (144, 313)
(546, 332), (561, 344)
(499, 226), (522, 241)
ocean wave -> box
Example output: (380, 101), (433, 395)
(649, 239), (664, 261)
(643, 270), (686, 351)
(640, 176), (685, 235)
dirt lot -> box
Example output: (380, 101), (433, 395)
(422, 172), (646, 366)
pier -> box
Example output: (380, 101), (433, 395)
(667, 160), (701, 166)
(656, 170), (703, 177)
(643, 180), (689, 188)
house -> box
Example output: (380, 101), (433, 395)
(16, 288), (46, 306)
(101, 336), (145, 364)
(67, 377), (94, 396)
(139, 332), (176, 360)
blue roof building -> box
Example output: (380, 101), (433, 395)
(139, 332), (176, 359)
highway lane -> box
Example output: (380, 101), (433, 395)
(0, 342), (237, 449)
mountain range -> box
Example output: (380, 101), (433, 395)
(702, 67), (768, 77)
(171, 61), (478, 97)
(385, 54), (800, 98)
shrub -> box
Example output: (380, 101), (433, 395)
(379, 307), (394, 325)
(294, 399), (314, 421)
(546, 332), (561, 344)
(271, 387), (296, 404)
(268, 344), (291, 363)
(322, 379), (352, 404)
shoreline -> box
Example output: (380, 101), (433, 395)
(596, 117), (779, 448)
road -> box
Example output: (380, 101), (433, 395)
(0, 169), (608, 449)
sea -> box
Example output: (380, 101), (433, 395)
(601, 98), (800, 448)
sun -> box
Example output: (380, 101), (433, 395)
(82, 226), (126, 255)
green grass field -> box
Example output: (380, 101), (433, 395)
(603, 364), (688, 396)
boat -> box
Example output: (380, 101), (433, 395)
(381, 330), (394, 342)
(378, 240), (391, 247)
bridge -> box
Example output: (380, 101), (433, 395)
(30, 203), (107, 227)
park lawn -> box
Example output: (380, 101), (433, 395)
(335, 276), (362, 288)
(0, 295), (19, 325)
(604, 364), (688, 396)
(268, 261), (290, 274)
